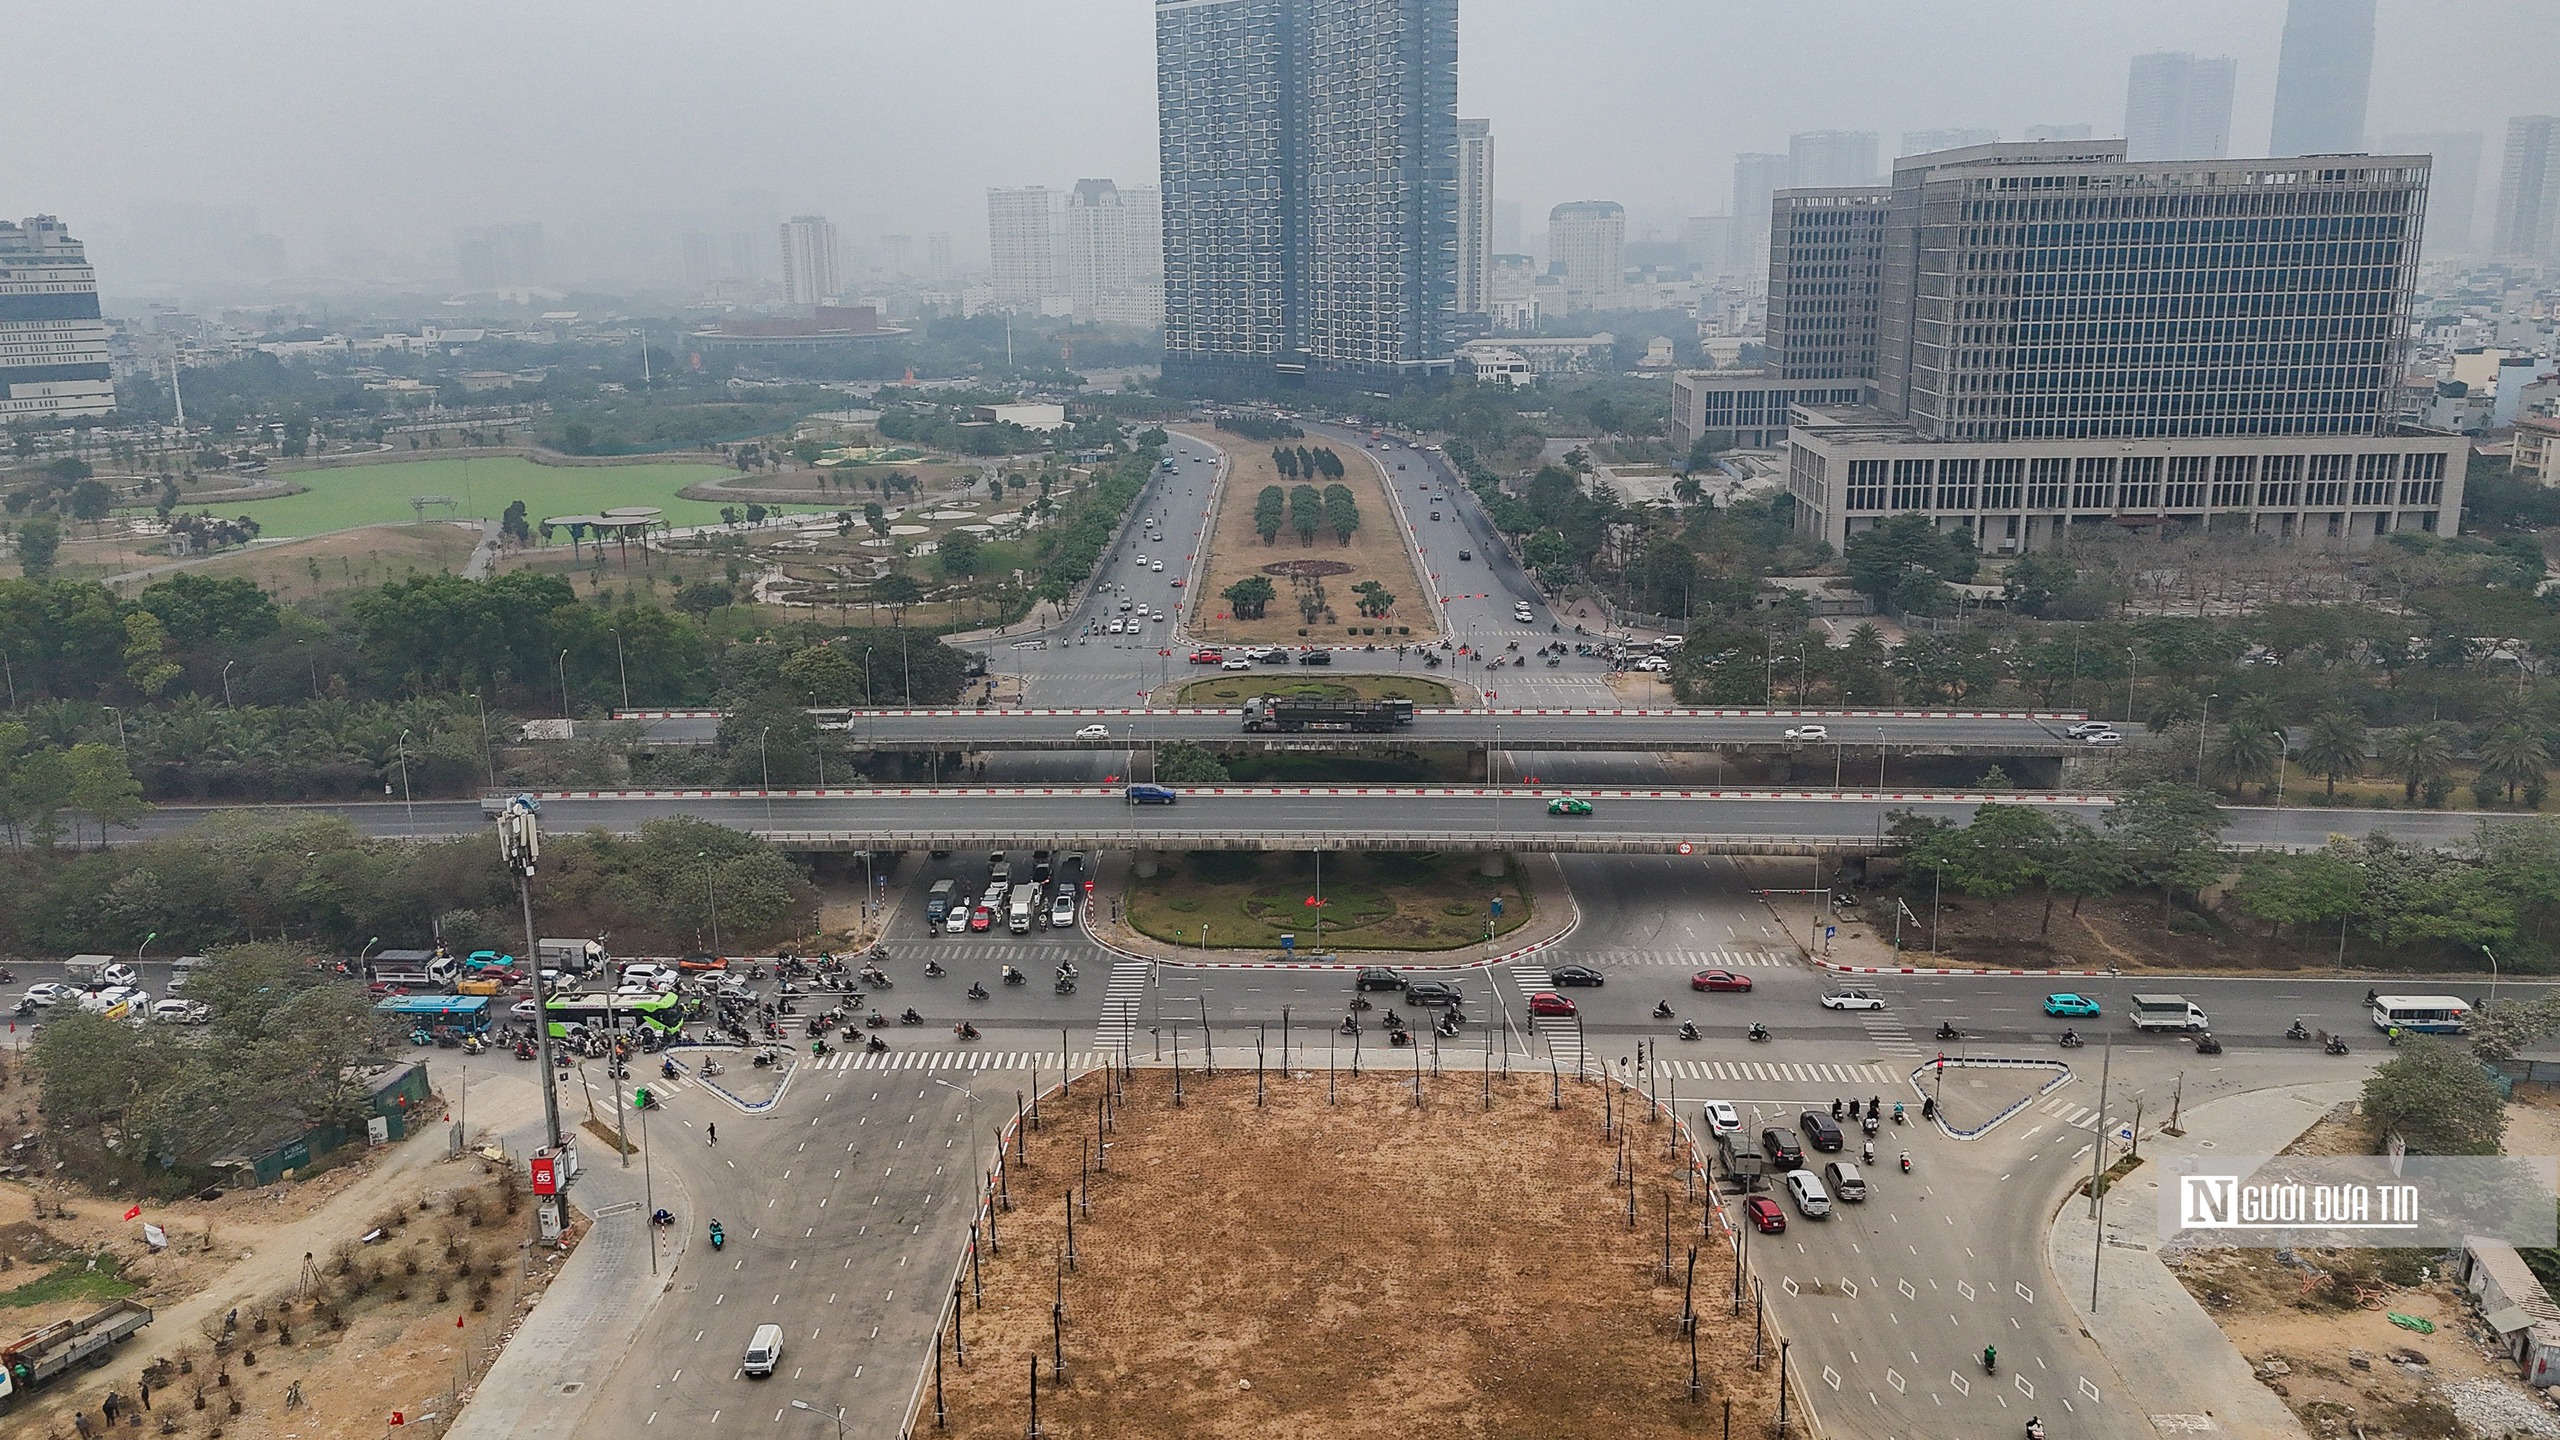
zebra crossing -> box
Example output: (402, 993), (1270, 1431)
(1506, 962), (1585, 1070)
(1093, 961), (1149, 1057)
(909, 940), (1094, 963)
(1651, 1059), (1901, 1085)
(806, 1049), (1104, 1073)
(1860, 1014), (1924, 1057)
(2035, 1091), (2125, 1135)
(1547, 948), (1796, 970)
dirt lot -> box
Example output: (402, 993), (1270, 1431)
(1127, 849), (1531, 953)
(935, 1068), (1777, 1439)
(2166, 1098), (2560, 1439)
(1180, 425), (1439, 647)
(0, 1071), (577, 1440)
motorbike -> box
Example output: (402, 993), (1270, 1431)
(1652, 1001), (1675, 1019)
(924, 961), (947, 978)
(1862, 1113), (1879, 1136)
(1547, 656), (1561, 667)
(1676, 1021), (1700, 1041)
(2196, 1033), (2224, 1055)
(661, 1058), (680, 1079)
(1382, 1010), (1405, 1031)
(1982, 1348), (1997, 1376)
(1899, 1152), (1912, 1174)
(1747, 1024), (1771, 1043)
(865, 1035), (888, 1054)
(1935, 1021), (1961, 1041)
(865, 1011), (888, 1028)
(701, 1061), (722, 1077)
(514, 1041), (535, 1060)
(2058, 1030), (2083, 1049)
(967, 983), (990, 1001)
(1001, 969), (1027, 987)
(0, 968), (14, 983)
(1435, 1017), (1459, 1038)
(1349, 996), (1373, 1011)
(866, 944), (889, 961)
(953, 1022), (981, 1042)
(12, 999), (32, 1018)
(811, 1037), (830, 1056)
(1388, 1028), (1413, 1047)
(861, 967), (891, 989)
(2286, 1020), (2311, 1041)
(2324, 1035), (2350, 1055)
(2027, 1420), (2046, 1440)
(709, 1221), (724, 1251)
(900, 1008), (925, 1026)
(1339, 1018), (1361, 1036)
(1892, 1102), (1905, 1124)
(1055, 978), (1076, 995)
(753, 1048), (778, 1068)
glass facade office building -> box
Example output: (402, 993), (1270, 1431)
(1769, 143), (2463, 554)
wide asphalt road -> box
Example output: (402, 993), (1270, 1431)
(627, 708), (2085, 753)
(123, 790), (2489, 853)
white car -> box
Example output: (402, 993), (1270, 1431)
(1152, 560), (1166, 572)
(1107, 618), (1127, 634)
(2079, 730), (2124, 746)
(1050, 894), (1078, 927)
(19, 982), (73, 1008)
(1819, 989), (1886, 1011)
(1702, 1100), (1742, 1138)
(1221, 658), (1252, 671)
(2064, 721), (2114, 739)
(511, 999), (542, 1020)
(620, 964), (681, 990)
(1076, 724), (1113, 739)
(151, 998), (210, 1025)
(1241, 646), (1275, 661)
(1514, 604), (1533, 623)
(1785, 1169), (1832, 1218)
(96, 962), (140, 988)
(1784, 725), (1830, 743)
(944, 909), (970, 935)
(1634, 656), (1670, 672)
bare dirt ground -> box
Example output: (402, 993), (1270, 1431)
(1180, 426), (1440, 647)
(936, 1068), (1778, 1439)
(1, 1073), (579, 1440)
(2166, 1099), (2560, 1439)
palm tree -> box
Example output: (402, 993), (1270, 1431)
(2211, 722), (2282, 793)
(2299, 707), (2368, 796)
(2382, 723), (2455, 803)
(1671, 475), (1705, 507)
(2145, 685), (2201, 735)
(2477, 723), (2552, 804)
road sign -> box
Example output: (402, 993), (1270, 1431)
(529, 1154), (557, 1196)
(1281, 934), (1295, 952)
(1677, 842), (1693, 855)
(1824, 926), (1837, 941)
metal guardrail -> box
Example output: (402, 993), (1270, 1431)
(740, 829), (1900, 856)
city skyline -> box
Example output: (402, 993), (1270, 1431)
(8, 0), (2555, 297)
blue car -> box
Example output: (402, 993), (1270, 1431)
(1126, 784), (1178, 805)
(2042, 993), (2102, 1018)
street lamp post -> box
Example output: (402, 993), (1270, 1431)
(396, 728), (415, 831)
(787, 1399), (848, 1440)
(758, 727), (774, 825)
(221, 659), (237, 708)
(610, 628), (630, 712)
(497, 798), (570, 1236)
(103, 704), (126, 752)
(698, 850), (723, 955)
(556, 649), (571, 722)
(2124, 646), (2137, 723)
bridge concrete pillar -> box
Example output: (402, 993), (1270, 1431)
(1478, 851), (1507, 879)
(1134, 849), (1161, 879)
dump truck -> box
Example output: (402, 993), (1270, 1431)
(1240, 696), (1416, 733)
(0, 1299), (152, 1409)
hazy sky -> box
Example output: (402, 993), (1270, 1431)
(13, 1), (2557, 274)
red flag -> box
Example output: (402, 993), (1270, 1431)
(1303, 896), (1326, 907)
(456, 1315), (466, 1328)
(123, 1205), (141, 1221)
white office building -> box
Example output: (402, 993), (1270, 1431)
(2123, 52), (2236, 161)
(1548, 201), (1624, 313)
(0, 216), (114, 421)
(986, 186), (1056, 308)
(777, 215), (841, 306)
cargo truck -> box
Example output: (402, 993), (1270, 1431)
(0, 1299), (152, 1410)
(2130, 994), (2210, 1031)
(1240, 696), (1416, 733)
(1006, 882), (1041, 934)
(925, 879), (958, 923)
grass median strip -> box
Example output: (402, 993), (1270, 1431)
(1128, 849), (1530, 953)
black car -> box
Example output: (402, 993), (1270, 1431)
(1458, 548), (1474, 561)
(1403, 980), (1464, 1007)
(1354, 967), (1404, 992)
(1761, 1126), (1804, 1170)
(1549, 964), (1605, 987)
(1297, 650), (1333, 665)
(1798, 1111), (1845, 1153)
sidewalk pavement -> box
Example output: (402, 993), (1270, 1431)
(2044, 1080), (2357, 1439)
(446, 1069), (678, 1440)
(1082, 848), (1578, 970)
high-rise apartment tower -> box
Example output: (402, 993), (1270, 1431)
(0, 216), (113, 420)
(2268, 0), (2375, 156)
(2123, 52), (2236, 161)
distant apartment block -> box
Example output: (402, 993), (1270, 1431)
(0, 216), (114, 420)
(2268, 0), (2375, 157)
(2377, 131), (2483, 253)
(1900, 129), (1999, 158)
(778, 215), (841, 306)
(455, 222), (545, 291)
(2492, 117), (2560, 260)
(1764, 142), (2459, 554)
(1456, 119), (1494, 315)
(1669, 372), (1862, 452)
(2123, 52), (2235, 161)
(1548, 201), (1625, 313)
(1788, 130), (1880, 188)
(986, 186), (1057, 307)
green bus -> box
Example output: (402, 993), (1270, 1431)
(543, 990), (686, 1039)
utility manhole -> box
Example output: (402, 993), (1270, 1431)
(559, 1383), (584, 1395)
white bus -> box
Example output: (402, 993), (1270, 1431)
(2370, 994), (2471, 1034)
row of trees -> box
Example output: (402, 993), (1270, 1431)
(1222, 575), (1277, 620)
(1270, 446), (1343, 480)
(1255, 483), (1361, 547)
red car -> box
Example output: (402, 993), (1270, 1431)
(1745, 1196), (1787, 1233)
(1527, 991), (1577, 1018)
(1188, 650), (1223, 664)
(967, 906), (995, 932)
(1691, 969), (1753, 993)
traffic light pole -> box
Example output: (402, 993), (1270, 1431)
(501, 798), (572, 1236)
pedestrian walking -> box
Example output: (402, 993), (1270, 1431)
(139, 1380), (151, 1411)
(75, 1411), (93, 1439)
(103, 1391), (121, 1423)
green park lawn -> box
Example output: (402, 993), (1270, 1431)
(169, 457), (745, 539)
(1128, 849), (1530, 953)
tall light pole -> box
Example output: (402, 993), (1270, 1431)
(2124, 646), (2137, 723)
(498, 797), (570, 1236)
(787, 1399), (848, 1440)
(556, 648), (571, 722)
(1, 649), (15, 710)
(103, 704), (126, 753)
(221, 659), (237, 708)
(467, 692), (495, 786)
(609, 628), (630, 712)
(396, 728), (416, 830)
(697, 850), (723, 955)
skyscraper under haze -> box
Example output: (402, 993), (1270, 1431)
(2491, 117), (2560, 261)
(1788, 130), (1880, 188)
(1456, 118), (1494, 316)
(985, 186), (1056, 307)
(777, 215), (840, 305)
(1547, 201), (1625, 313)
(1156, 0), (1458, 385)
(2377, 131), (2483, 253)
(2268, 0), (2375, 156)
(2123, 52), (2236, 161)
(0, 216), (114, 421)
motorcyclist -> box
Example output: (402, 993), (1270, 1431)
(1748, 1022), (1770, 1041)
(1001, 965), (1025, 985)
(707, 1123), (716, 1145)
(1862, 1140), (1874, 1164)
(2060, 1026), (2079, 1046)
(1830, 1097), (1844, 1119)
(1652, 1000), (1674, 1019)
(901, 1007), (923, 1024)
(1676, 1020), (1700, 1039)
(924, 961), (946, 977)
(968, 982), (990, 1000)
(1982, 1344), (1997, 1372)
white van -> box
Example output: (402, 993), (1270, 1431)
(742, 1323), (784, 1377)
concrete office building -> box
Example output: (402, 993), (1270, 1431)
(1156, 0), (1457, 385)
(1456, 119), (1494, 315)
(1548, 201), (1625, 313)
(1768, 142), (2460, 555)
(1900, 130), (1999, 159)
(1788, 130), (1879, 188)
(1669, 371), (1863, 452)
(455, 222), (545, 291)
(777, 215), (840, 306)
(2378, 131), (2483, 253)
(925, 233), (954, 284)
(2491, 117), (2560, 261)
(2268, 0), (2374, 157)
(2123, 52), (2235, 161)
(986, 186), (1056, 307)
(0, 216), (114, 421)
